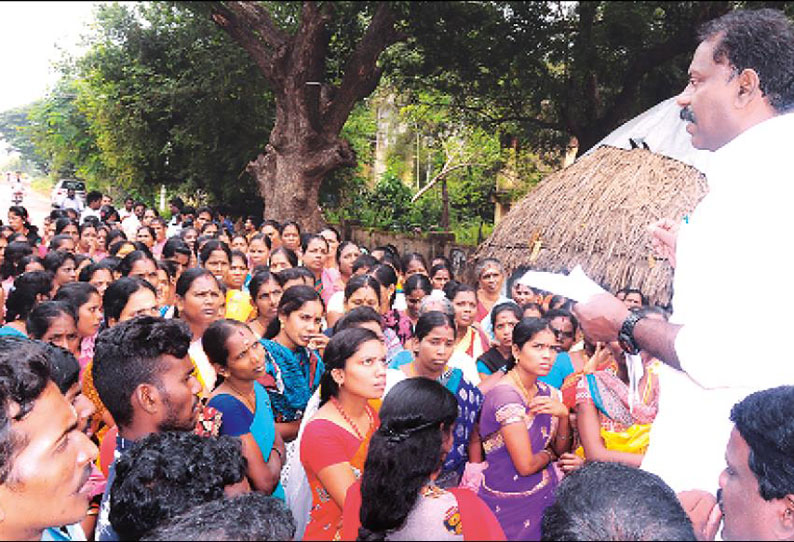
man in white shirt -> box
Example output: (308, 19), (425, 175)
(80, 190), (103, 223)
(122, 201), (146, 239)
(572, 6), (794, 522)
(59, 188), (84, 213)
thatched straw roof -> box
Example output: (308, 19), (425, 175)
(473, 146), (709, 307)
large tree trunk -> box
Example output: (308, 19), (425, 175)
(248, 135), (354, 231)
(210, 2), (401, 231)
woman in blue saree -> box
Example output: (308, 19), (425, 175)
(259, 285), (326, 442)
(203, 319), (286, 500)
(386, 310), (483, 487)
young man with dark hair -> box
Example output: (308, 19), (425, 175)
(92, 316), (201, 541)
(352, 253), (379, 276)
(109, 431), (248, 540)
(166, 197), (185, 238)
(161, 237), (192, 277)
(0, 337), (98, 541)
(541, 461), (696, 541)
(195, 206), (214, 232)
(141, 492), (296, 541)
(623, 288), (647, 309)
(81, 190), (103, 224)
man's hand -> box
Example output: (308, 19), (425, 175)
(678, 490), (722, 541)
(647, 218), (680, 268)
(572, 293), (629, 344)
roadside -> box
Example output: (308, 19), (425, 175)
(1, 175), (52, 228)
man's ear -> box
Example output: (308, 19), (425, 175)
(735, 68), (762, 107)
(774, 495), (794, 539)
(134, 383), (161, 416)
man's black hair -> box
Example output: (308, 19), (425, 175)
(541, 461), (695, 541)
(140, 492), (295, 541)
(730, 385), (794, 501)
(698, 9), (794, 113)
(5, 271), (53, 322)
(161, 237), (191, 260)
(352, 253), (378, 274)
(0, 337), (51, 483)
(92, 316), (191, 429)
(196, 205), (214, 219)
(42, 343), (80, 395)
(333, 306), (382, 334)
(86, 191), (102, 205)
(544, 307), (579, 332)
(624, 288), (648, 306)
(109, 431), (247, 540)
(275, 266), (315, 287)
(168, 196), (184, 211)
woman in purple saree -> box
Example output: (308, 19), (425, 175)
(477, 318), (573, 540)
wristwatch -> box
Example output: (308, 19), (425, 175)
(618, 311), (644, 355)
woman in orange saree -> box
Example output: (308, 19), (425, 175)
(300, 328), (388, 540)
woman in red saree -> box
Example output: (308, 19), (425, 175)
(300, 328), (388, 540)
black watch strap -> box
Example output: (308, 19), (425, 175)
(618, 311), (643, 355)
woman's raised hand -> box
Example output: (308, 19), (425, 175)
(528, 395), (569, 418)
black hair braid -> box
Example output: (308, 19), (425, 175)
(357, 379), (457, 540)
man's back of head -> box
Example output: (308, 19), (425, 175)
(141, 492), (295, 541)
(109, 431), (247, 540)
(541, 461), (695, 541)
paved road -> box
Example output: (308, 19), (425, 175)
(1, 178), (51, 229)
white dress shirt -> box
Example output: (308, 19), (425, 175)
(641, 113), (794, 492)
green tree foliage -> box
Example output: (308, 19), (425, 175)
(0, 103), (48, 174)
(388, 1), (738, 153)
(26, 78), (107, 181)
(76, 2), (275, 209)
(20, 2), (274, 210)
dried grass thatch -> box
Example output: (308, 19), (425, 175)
(474, 146), (709, 306)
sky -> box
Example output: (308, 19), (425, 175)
(0, 1), (102, 114)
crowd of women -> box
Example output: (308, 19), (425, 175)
(0, 198), (666, 541)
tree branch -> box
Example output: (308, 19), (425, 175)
(209, 2), (289, 85)
(323, 3), (404, 134)
(286, 2), (333, 132)
(411, 162), (486, 203)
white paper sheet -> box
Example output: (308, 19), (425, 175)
(517, 265), (606, 303)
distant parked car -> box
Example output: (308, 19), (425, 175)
(51, 179), (86, 210)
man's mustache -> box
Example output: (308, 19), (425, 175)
(680, 106), (696, 124)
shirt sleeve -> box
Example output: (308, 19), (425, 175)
(476, 360), (493, 375)
(301, 420), (356, 475)
(207, 394), (252, 437)
(574, 374), (594, 407)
